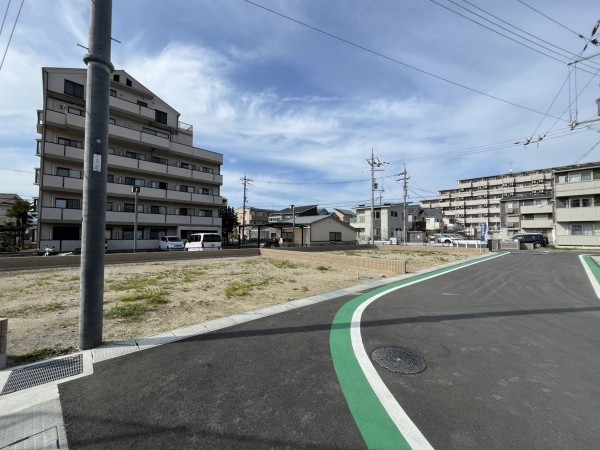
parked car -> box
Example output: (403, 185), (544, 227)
(159, 236), (185, 251)
(185, 233), (222, 251)
(260, 239), (280, 248)
(510, 233), (548, 249)
(435, 233), (466, 244)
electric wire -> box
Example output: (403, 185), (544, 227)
(517, 0), (587, 40)
(0, 0), (13, 39)
(242, 0), (565, 121)
(431, 0), (600, 75)
(0, 0), (24, 72)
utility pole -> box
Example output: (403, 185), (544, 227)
(240, 174), (252, 243)
(132, 186), (140, 252)
(367, 150), (387, 245)
(397, 164), (410, 246)
(79, 0), (113, 350)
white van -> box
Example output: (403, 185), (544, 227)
(185, 233), (222, 251)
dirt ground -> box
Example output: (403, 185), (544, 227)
(1, 249), (474, 366)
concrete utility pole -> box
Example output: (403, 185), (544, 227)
(367, 150), (386, 245)
(397, 164), (410, 246)
(240, 174), (252, 243)
(290, 204), (295, 246)
(79, 0), (113, 350)
(132, 186), (140, 252)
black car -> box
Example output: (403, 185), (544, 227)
(511, 233), (548, 249)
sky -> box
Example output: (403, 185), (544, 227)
(1, 0), (600, 212)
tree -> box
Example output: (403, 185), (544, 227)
(6, 199), (33, 249)
(219, 205), (239, 245)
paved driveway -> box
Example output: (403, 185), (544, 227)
(58, 252), (600, 449)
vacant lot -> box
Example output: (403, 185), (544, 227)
(1, 250), (474, 366)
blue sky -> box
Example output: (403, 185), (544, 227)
(1, 0), (599, 211)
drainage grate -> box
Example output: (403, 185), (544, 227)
(371, 347), (427, 374)
(0, 354), (83, 395)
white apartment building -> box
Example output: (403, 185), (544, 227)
(351, 203), (418, 241)
(421, 168), (554, 238)
(36, 68), (223, 251)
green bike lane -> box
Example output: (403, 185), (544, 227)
(58, 251), (600, 448)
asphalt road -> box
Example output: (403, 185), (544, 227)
(59, 251), (600, 449)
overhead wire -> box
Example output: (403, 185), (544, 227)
(517, 0), (587, 40)
(241, 0), (566, 121)
(431, 0), (600, 75)
(0, 0), (24, 72)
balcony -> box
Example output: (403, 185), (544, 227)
(43, 141), (84, 162)
(555, 206), (600, 222)
(40, 207), (82, 222)
(521, 219), (553, 229)
(554, 234), (600, 247)
(169, 141), (224, 164)
(555, 179), (600, 197)
(43, 109), (85, 131)
(520, 204), (552, 214)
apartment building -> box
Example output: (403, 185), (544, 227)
(499, 194), (554, 241)
(36, 68), (223, 251)
(421, 168), (553, 239)
(553, 163), (600, 247)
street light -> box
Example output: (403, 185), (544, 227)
(132, 186), (140, 253)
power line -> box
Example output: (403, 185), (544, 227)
(431, 0), (600, 75)
(0, 0), (13, 39)
(0, 0), (24, 73)
(518, 0), (586, 40)
(241, 0), (565, 121)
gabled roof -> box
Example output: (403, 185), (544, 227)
(277, 205), (317, 214)
(334, 208), (356, 217)
(271, 214), (357, 230)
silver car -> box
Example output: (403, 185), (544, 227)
(159, 236), (185, 251)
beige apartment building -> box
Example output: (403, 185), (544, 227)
(36, 68), (223, 251)
(421, 168), (554, 239)
(422, 162), (600, 247)
(553, 163), (600, 247)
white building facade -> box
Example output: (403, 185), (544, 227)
(36, 68), (223, 251)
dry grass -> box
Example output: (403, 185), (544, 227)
(0, 250), (474, 366)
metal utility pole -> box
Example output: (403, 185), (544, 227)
(397, 164), (410, 246)
(367, 149), (386, 245)
(290, 204), (296, 246)
(79, 0), (113, 349)
(240, 174), (252, 243)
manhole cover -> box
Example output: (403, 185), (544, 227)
(371, 347), (427, 374)
(1, 354), (83, 395)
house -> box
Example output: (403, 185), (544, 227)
(553, 163), (600, 247)
(271, 214), (357, 246)
(0, 194), (23, 225)
(332, 208), (357, 224)
(35, 68), (223, 251)
(268, 205), (319, 223)
(351, 203), (420, 241)
(235, 207), (277, 240)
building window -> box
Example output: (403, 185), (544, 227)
(110, 89), (117, 97)
(55, 198), (80, 209)
(58, 137), (83, 148)
(329, 232), (342, 241)
(107, 146), (115, 155)
(178, 208), (193, 216)
(125, 177), (145, 187)
(568, 171), (592, 183)
(374, 211), (380, 219)
(106, 202), (113, 211)
(124, 203), (144, 213)
(201, 188), (213, 195)
(64, 79), (84, 99)
(198, 210), (213, 217)
(150, 205), (167, 214)
(113, 74), (120, 82)
(391, 211), (398, 217)
(56, 167), (82, 179)
(151, 156), (168, 165)
(150, 181), (168, 190)
(201, 167), (214, 174)
(108, 117), (116, 125)
(149, 229), (167, 239)
(570, 224), (594, 236)
(142, 127), (169, 139)
(180, 162), (196, 170)
(125, 151), (145, 161)
(122, 228), (134, 240)
(126, 78), (132, 87)
(179, 185), (195, 193)
(137, 100), (148, 108)
(67, 106), (85, 116)
(155, 110), (167, 124)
